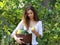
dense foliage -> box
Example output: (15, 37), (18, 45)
(0, 0), (60, 45)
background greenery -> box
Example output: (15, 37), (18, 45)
(0, 0), (60, 45)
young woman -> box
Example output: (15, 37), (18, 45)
(11, 5), (43, 45)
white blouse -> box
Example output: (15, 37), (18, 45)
(11, 20), (43, 45)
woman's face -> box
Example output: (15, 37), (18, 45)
(27, 10), (34, 20)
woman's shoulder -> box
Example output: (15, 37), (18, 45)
(36, 21), (42, 27)
(19, 20), (25, 26)
(38, 21), (42, 24)
(19, 20), (23, 24)
(18, 20), (24, 25)
(37, 21), (42, 26)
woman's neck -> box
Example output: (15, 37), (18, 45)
(30, 19), (34, 22)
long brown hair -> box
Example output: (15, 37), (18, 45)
(22, 5), (39, 30)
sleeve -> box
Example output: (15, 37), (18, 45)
(38, 21), (43, 37)
(11, 20), (23, 37)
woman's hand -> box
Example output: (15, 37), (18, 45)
(31, 27), (36, 33)
(14, 35), (25, 44)
(31, 27), (41, 37)
(16, 37), (25, 44)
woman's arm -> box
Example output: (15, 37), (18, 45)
(11, 20), (23, 38)
(11, 20), (25, 44)
(31, 21), (43, 38)
(32, 30), (41, 37)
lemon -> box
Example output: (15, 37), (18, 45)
(16, 29), (29, 35)
(31, 27), (35, 31)
(16, 30), (22, 34)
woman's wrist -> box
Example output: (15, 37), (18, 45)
(32, 30), (41, 37)
(14, 35), (17, 40)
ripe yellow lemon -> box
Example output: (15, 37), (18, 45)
(16, 30), (22, 34)
(31, 27), (35, 31)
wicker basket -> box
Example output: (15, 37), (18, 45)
(16, 34), (32, 43)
